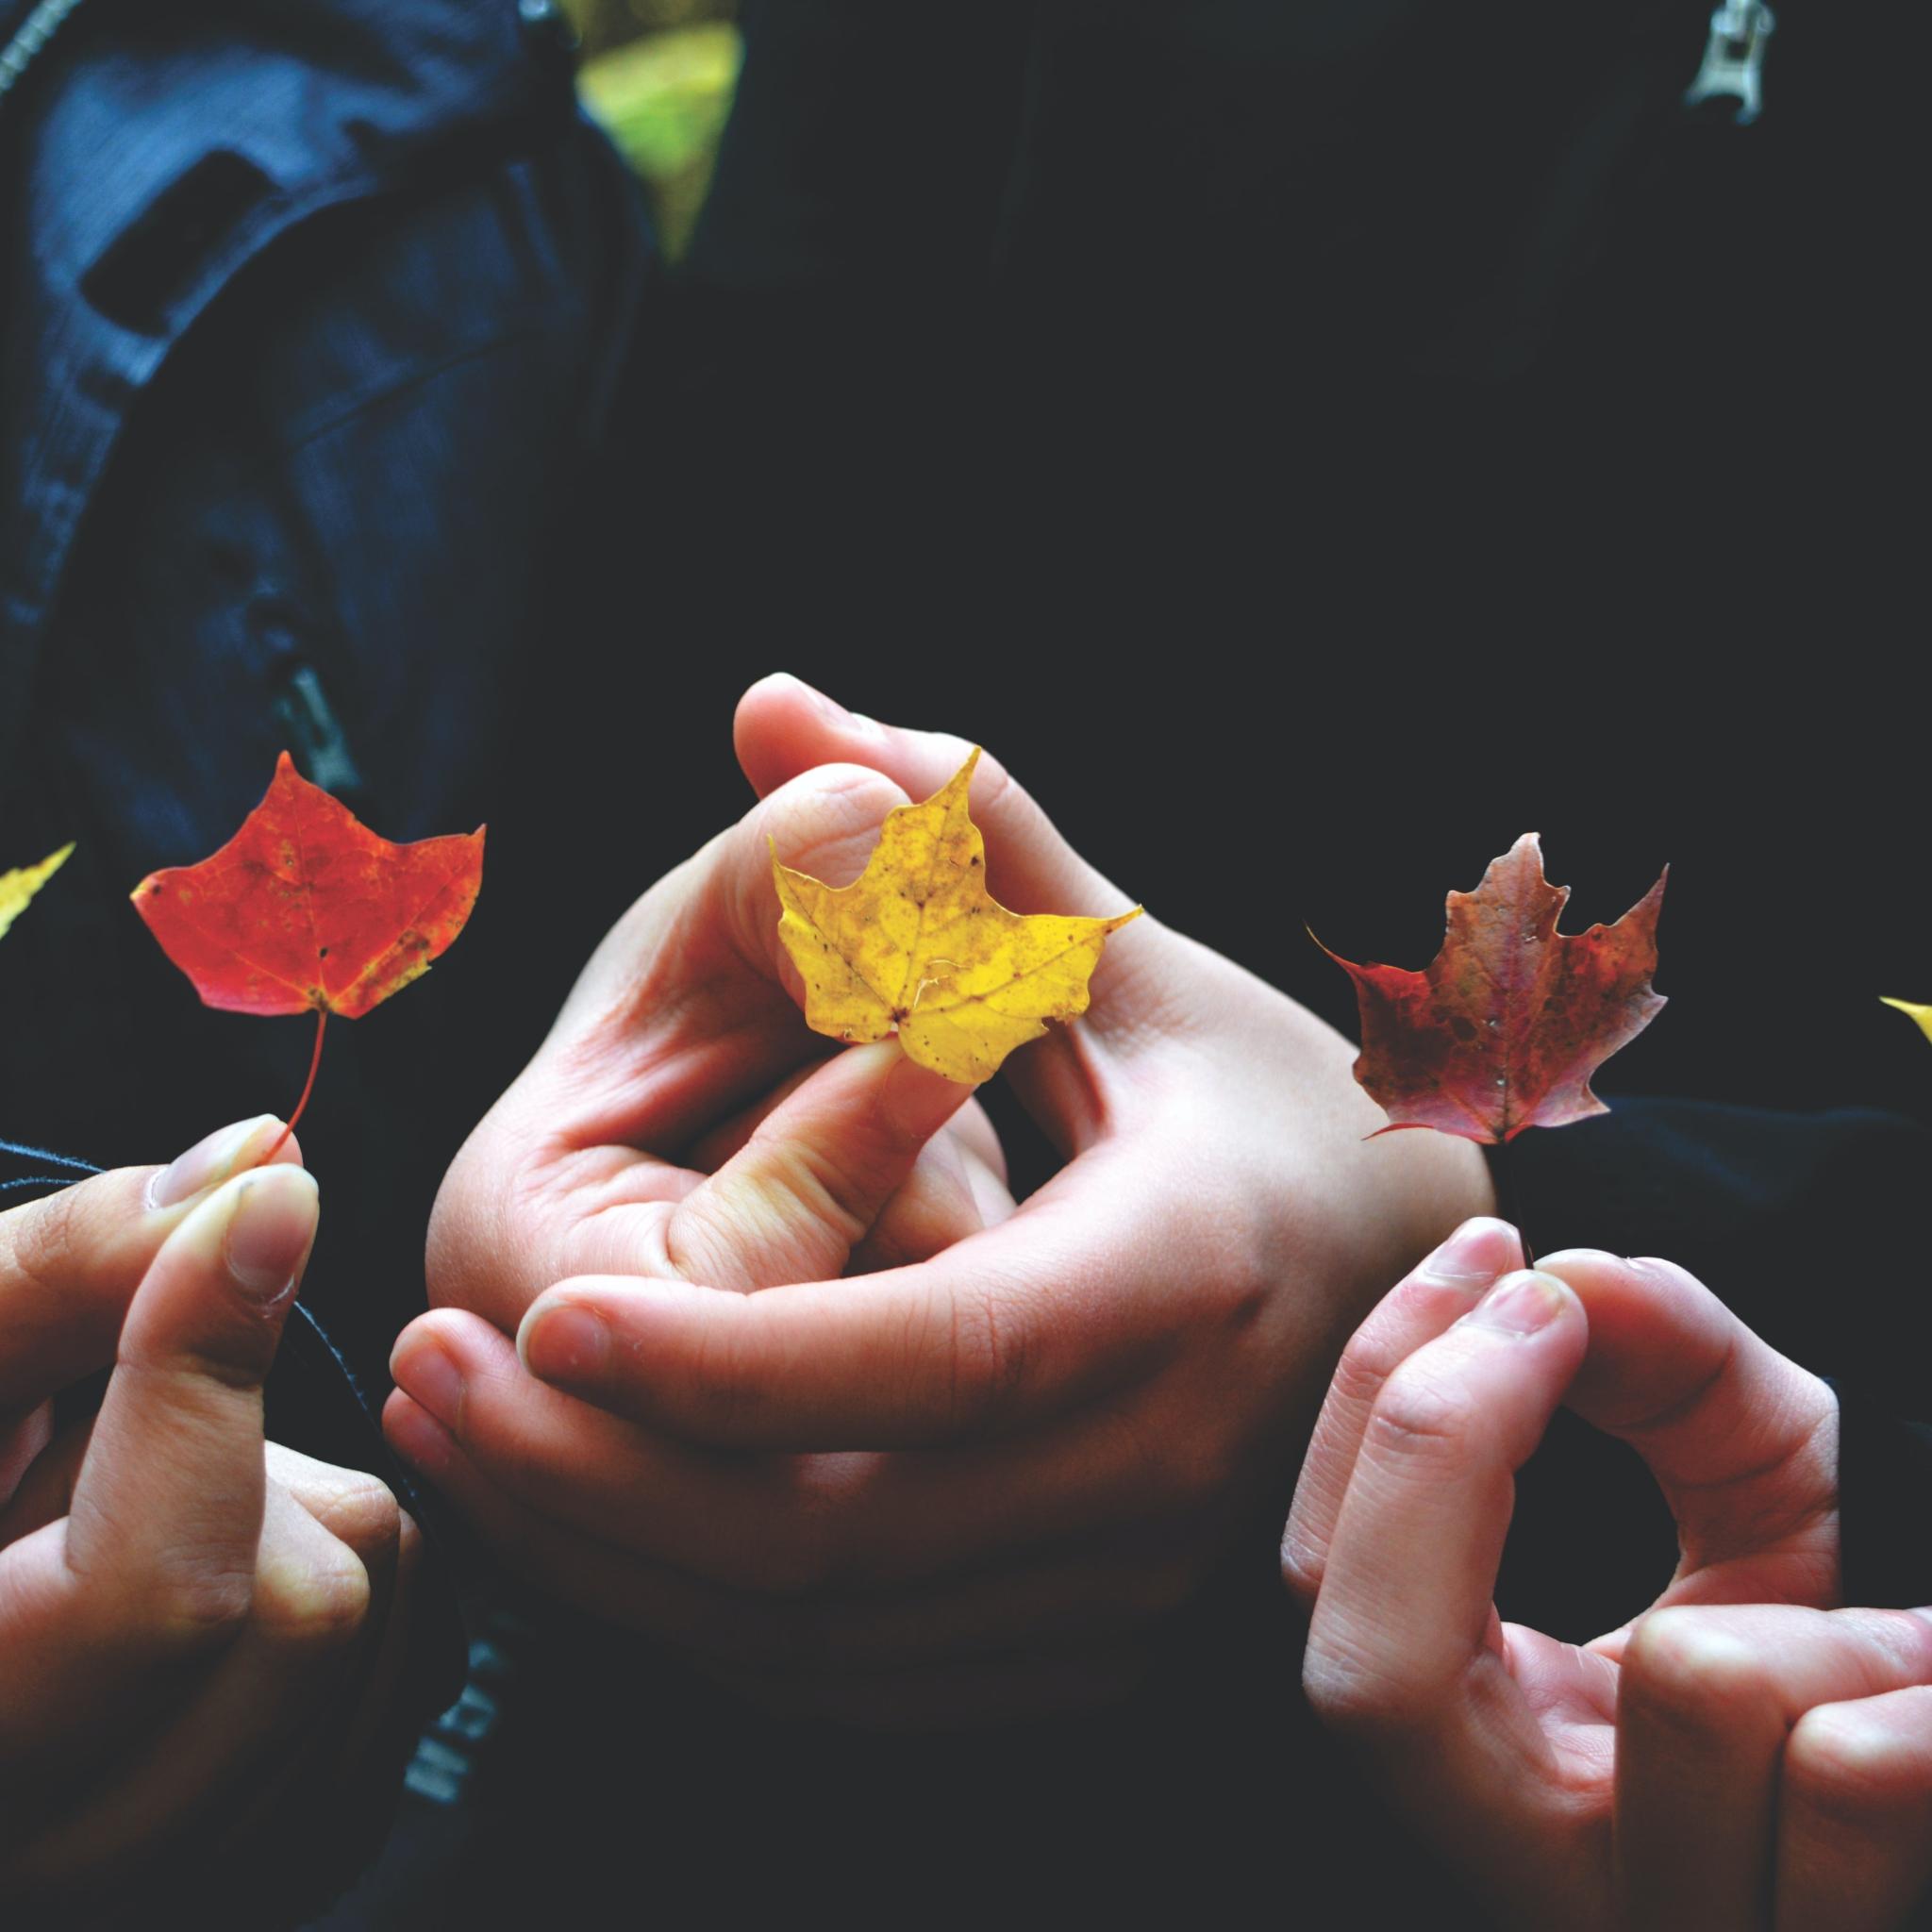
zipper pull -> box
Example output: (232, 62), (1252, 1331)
(275, 664), (364, 801)
(1683, 0), (1776, 125)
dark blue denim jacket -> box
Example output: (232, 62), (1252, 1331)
(2, 0), (583, 742)
(0, 0), (656, 1368)
(0, 5), (656, 1919)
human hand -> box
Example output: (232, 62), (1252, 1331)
(390, 676), (1491, 1724)
(1287, 1223), (1932, 1931)
(0, 1124), (418, 1923)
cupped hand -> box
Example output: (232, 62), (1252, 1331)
(1288, 1223), (1932, 1931)
(389, 675), (1490, 1725)
(0, 1124), (418, 1922)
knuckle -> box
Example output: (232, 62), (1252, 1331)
(1, 1181), (81, 1300)
(252, 1545), (373, 1650)
(1621, 1607), (1776, 1721)
(298, 1473), (401, 1560)
(764, 1141), (875, 1250)
(1330, 1322), (1411, 1410)
(1206, 1257), (1272, 1340)
(1363, 1363), (1485, 1469)
(117, 1305), (280, 1393)
(670, 1311), (753, 1437)
(945, 1281), (1026, 1432)
(1786, 1704), (1932, 1822)
(142, 1560), (256, 1653)
(1301, 1636), (1424, 1743)
(760, 768), (908, 893)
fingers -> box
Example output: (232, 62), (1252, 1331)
(735, 674), (1137, 921)
(383, 1375), (1192, 1685)
(5, 1481), (375, 1893)
(0, 1401), (54, 1509)
(554, 760), (916, 1065)
(1776, 1681), (1932, 1932)
(325, 1507), (423, 1784)
(63, 1165), (318, 1642)
(657, 1042), (974, 1291)
(1302, 1268), (1587, 1748)
(732, 676), (1175, 1151)
(262, 1441), (404, 1686)
(1615, 1603), (1932, 1932)
(0, 1116), (297, 1418)
(512, 1154), (1186, 1449)
(255, 1445), (422, 1789)
(1282, 1215), (1522, 1611)
(391, 1307), (1186, 1591)
(264, 1441), (404, 1561)
(690, 1065), (1012, 1274)
(426, 768), (931, 1332)
(1537, 1251), (1840, 1604)
(849, 1129), (1015, 1274)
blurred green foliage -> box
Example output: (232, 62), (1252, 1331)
(566, 0), (741, 258)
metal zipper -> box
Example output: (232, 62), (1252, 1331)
(1683, 0), (1776, 125)
(275, 663), (366, 802)
(0, 0), (87, 106)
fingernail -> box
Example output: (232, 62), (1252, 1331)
(880, 1050), (975, 1140)
(781, 674), (850, 723)
(522, 1304), (610, 1385)
(391, 1337), (464, 1428)
(1536, 1247), (1616, 1271)
(1628, 1256), (1696, 1283)
(1418, 1215), (1519, 1287)
(1468, 1269), (1568, 1335)
(148, 1115), (282, 1209)
(220, 1165), (318, 1303)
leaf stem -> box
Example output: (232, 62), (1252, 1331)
(1491, 1138), (1536, 1268)
(264, 1008), (327, 1161)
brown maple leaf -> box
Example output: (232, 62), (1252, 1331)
(1318, 833), (1666, 1144)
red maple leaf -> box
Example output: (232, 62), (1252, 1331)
(1318, 833), (1666, 1144)
(133, 754), (484, 1148)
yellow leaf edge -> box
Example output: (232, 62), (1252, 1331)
(1880, 996), (1932, 1046)
(0, 841), (75, 945)
(766, 753), (1141, 1084)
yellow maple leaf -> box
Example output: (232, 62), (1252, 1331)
(773, 751), (1141, 1084)
(1881, 997), (1932, 1046)
(0, 842), (74, 944)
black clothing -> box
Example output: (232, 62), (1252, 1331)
(3, 2), (1927, 1926)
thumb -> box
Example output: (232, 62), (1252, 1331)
(1538, 1249), (1840, 1602)
(0, 1115), (300, 1420)
(541, 1043), (974, 1317)
(734, 674), (1138, 923)
(733, 676), (1160, 1149)
(552, 759), (915, 1044)
(65, 1164), (319, 1629)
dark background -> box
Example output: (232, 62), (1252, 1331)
(1, 8), (1922, 1920)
